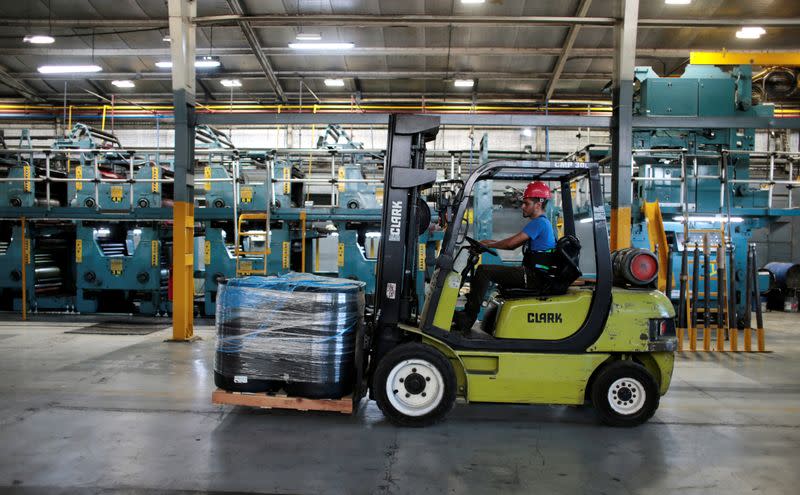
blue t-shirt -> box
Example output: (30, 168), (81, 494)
(522, 216), (556, 251)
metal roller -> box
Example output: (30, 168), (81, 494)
(34, 255), (66, 294)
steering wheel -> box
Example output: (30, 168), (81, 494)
(463, 235), (499, 258)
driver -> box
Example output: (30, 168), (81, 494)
(455, 181), (556, 331)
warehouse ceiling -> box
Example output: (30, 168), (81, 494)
(0, 0), (798, 105)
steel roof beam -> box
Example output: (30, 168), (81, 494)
(15, 71), (611, 81)
(225, 0), (285, 102)
(193, 14), (800, 28)
(1, 47), (693, 57)
(0, 65), (47, 102)
(545, 0), (593, 103)
(3, 15), (800, 30)
(0, 19), (167, 28)
(17, 91), (613, 102)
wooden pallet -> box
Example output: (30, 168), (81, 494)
(211, 388), (355, 414)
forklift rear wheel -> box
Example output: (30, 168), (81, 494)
(373, 343), (456, 427)
(590, 360), (659, 427)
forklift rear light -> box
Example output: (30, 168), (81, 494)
(649, 317), (676, 340)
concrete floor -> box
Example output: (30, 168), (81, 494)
(0, 313), (799, 495)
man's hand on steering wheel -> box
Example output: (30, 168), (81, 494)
(463, 235), (499, 257)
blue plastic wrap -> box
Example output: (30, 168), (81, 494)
(214, 272), (365, 398)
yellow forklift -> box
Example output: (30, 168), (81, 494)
(365, 114), (676, 427)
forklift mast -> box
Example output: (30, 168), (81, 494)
(372, 114), (440, 360)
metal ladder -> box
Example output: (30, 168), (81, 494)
(234, 213), (270, 276)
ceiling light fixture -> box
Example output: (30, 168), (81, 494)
(461, 0), (486, 4)
(295, 33), (322, 41)
(324, 78), (346, 87)
(162, 35), (171, 42)
(220, 79), (242, 87)
(288, 42), (354, 50)
(735, 26), (766, 39)
(454, 79), (475, 87)
(664, 0), (691, 5)
(23, 35), (55, 44)
(111, 80), (135, 88)
(155, 57), (222, 69)
(521, 128), (533, 137)
(195, 56), (221, 68)
(37, 64), (102, 74)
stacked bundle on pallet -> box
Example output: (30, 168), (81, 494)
(214, 272), (365, 401)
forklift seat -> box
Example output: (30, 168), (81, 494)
(498, 235), (582, 299)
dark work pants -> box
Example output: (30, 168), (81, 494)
(463, 264), (528, 325)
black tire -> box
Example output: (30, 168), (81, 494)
(590, 360), (659, 427)
(373, 343), (456, 427)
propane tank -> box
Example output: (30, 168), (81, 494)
(611, 248), (659, 288)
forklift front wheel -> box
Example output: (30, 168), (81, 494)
(373, 343), (456, 427)
(590, 360), (659, 427)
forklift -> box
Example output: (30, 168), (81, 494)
(365, 114), (677, 427)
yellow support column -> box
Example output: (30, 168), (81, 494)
(610, 206), (632, 251)
(171, 201), (196, 341)
(167, 0), (198, 342)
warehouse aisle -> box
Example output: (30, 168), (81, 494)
(0, 313), (798, 494)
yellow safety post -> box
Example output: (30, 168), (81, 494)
(171, 201), (195, 341)
(726, 237), (738, 352)
(744, 244), (754, 352)
(730, 322), (738, 351)
(20, 217), (27, 321)
(300, 210), (307, 273)
(314, 238), (320, 272)
(101, 105), (107, 131)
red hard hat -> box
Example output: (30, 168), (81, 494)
(523, 181), (551, 200)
